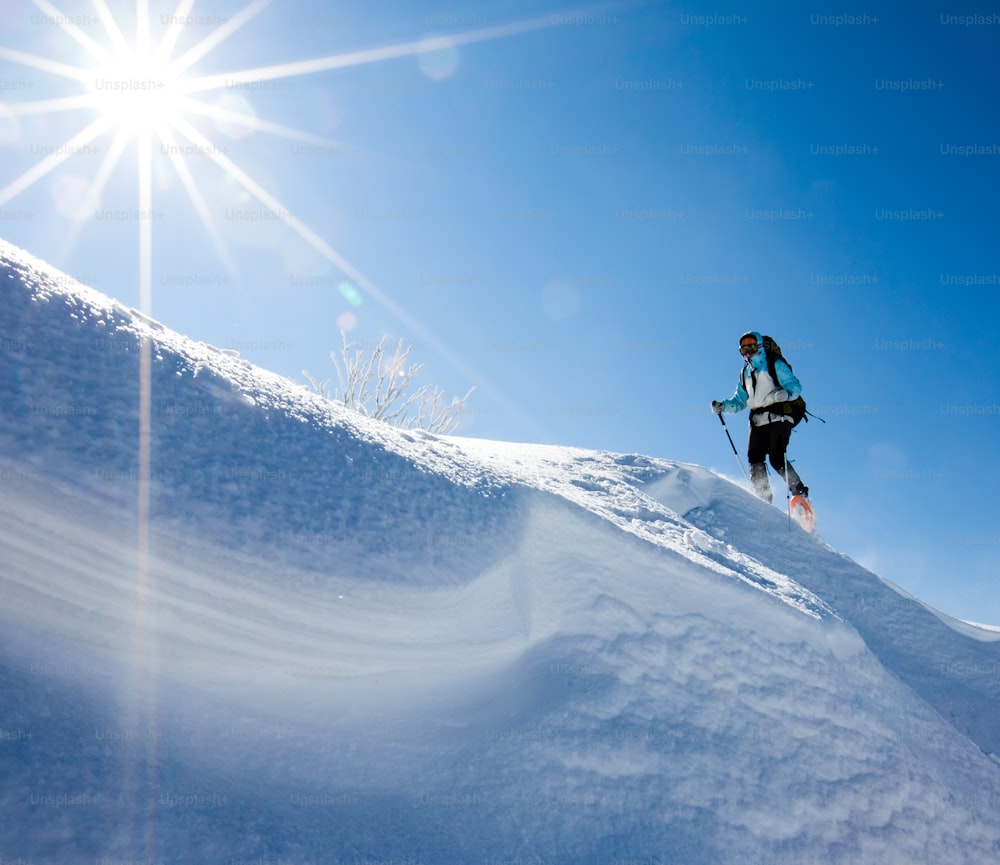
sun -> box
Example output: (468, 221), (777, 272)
(88, 50), (185, 137)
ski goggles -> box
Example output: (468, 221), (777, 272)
(739, 341), (759, 355)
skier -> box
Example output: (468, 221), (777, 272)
(712, 330), (809, 504)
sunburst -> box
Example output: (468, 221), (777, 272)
(0, 0), (559, 319)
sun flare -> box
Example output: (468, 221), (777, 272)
(0, 0), (560, 388)
(0, 1), (557, 302)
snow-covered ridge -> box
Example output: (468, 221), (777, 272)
(2, 238), (999, 864)
(0, 238), (830, 619)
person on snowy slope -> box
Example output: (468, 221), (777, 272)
(711, 330), (809, 504)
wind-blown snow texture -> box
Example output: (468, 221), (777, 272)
(1, 237), (999, 864)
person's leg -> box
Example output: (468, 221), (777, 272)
(767, 421), (808, 496)
(747, 424), (772, 502)
(749, 462), (772, 502)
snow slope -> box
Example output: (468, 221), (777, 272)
(1, 238), (998, 864)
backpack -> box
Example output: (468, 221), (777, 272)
(753, 335), (808, 426)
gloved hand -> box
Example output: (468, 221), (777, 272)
(711, 400), (724, 414)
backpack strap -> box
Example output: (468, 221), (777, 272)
(761, 335), (791, 387)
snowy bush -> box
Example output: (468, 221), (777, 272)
(304, 331), (473, 434)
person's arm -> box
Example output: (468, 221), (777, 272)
(718, 374), (749, 413)
(772, 359), (801, 401)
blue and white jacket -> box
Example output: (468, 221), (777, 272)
(720, 331), (802, 426)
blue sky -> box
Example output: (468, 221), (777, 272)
(1, 0), (998, 623)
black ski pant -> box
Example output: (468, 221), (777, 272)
(746, 419), (805, 501)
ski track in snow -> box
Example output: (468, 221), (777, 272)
(2, 239), (1000, 864)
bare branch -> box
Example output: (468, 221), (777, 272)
(305, 330), (474, 432)
(302, 369), (330, 398)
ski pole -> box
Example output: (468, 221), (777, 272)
(717, 412), (750, 484)
(784, 460), (792, 531)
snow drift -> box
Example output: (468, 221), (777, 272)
(1, 238), (998, 864)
